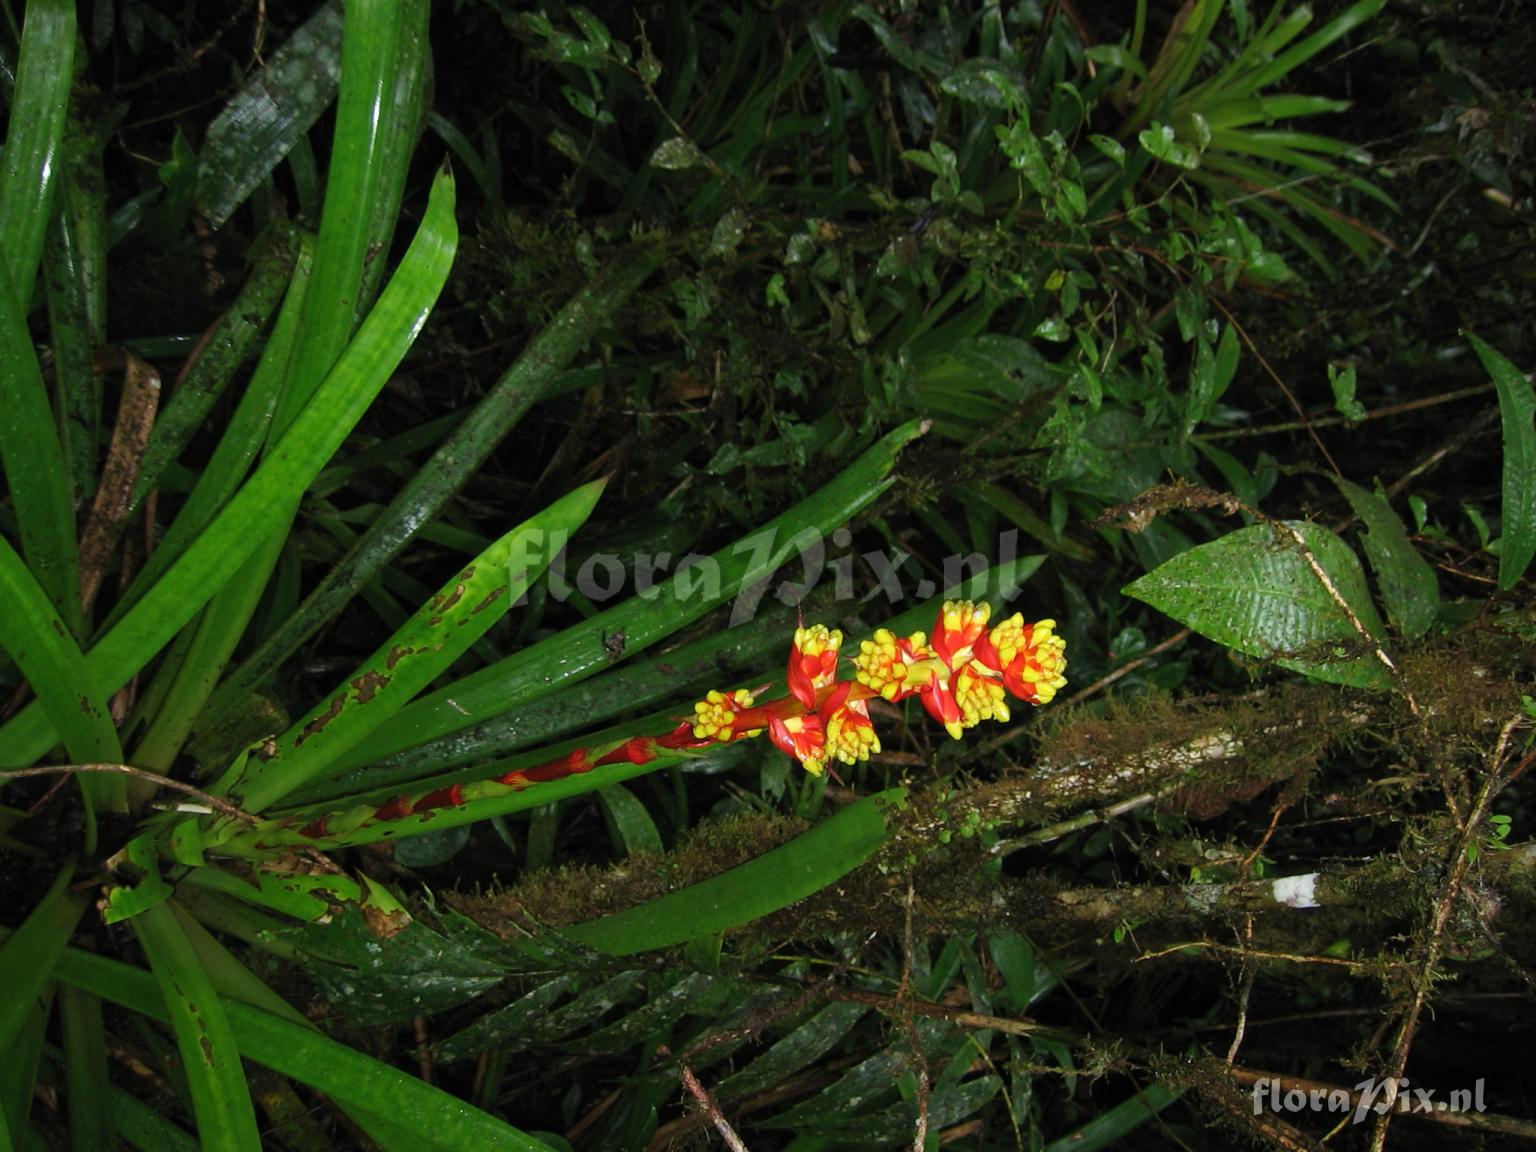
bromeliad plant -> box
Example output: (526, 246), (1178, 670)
(212, 601), (1067, 855)
(0, 4), (970, 1151)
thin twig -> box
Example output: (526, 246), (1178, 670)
(0, 763), (259, 826)
(1367, 717), (1523, 1152)
(1200, 383), (1494, 442)
(1269, 519), (1421, 717)
(1205, 296), (1341, 476)
(659, 1046), (750, 1152)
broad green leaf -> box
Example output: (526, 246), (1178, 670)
(1123, 521), (1393, 688)
(940, 61), (1022, 108)
(47, 942), (558, 1152)
(178, 863), (360, 922)
(393, 824), (472, 868)
(1214, 322), (1240, 396)
(100, 830), (175, 924)
(1331, 478), (1439, 639)
(1186, 334), (1218, 431)
(1467, 334), (1536, 590)
(0, 169), (458, 770)
(564, 789), (905, 955)
(650, 137), (707, 170)
(1082, 44), (1147, 80)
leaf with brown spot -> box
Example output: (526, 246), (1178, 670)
(205, 479), (608, 813)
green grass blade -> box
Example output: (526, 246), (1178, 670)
(354, 2), (430, 314)
(564, 789), (904, 955)
(1199, 95), (1352, 131)
(0, 169), (458, 770)
(1233, 0), (1385, 99)
(173, 894), (461, 1152)
(209, 478), (608, 813)
(0, 0), (75, 309)
(195, 1), (345, 228)
(129, 531), (287, 775)
(203, 242), (663, 729)
(0, 1001), (44, 1150)
(1042, 1083), (1181, 1152)
(1468, 334), (1536, 590)
(336, 420), (927, 770)
(47, 940), (559, 1152)
(130, 902), (262, 1152)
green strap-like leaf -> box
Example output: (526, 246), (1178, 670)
(209, 478), (606, 813)
(130, 903), (264, 1152)
(129, 221), (302, 518)
(0, 865), (87, 1057)
(336, 420), (927, 770)
(0, 534), (122, 775)
(0, 169), (458, 771)
(564, 788), (905, 955)
(59, 985), (115, 1152)
(0, 245), (81, 638)
(277, 0), (430, 421)
(1468, 333), (1536, 590)
(195, 1), (345, 228)
(46, 938), (557, 1152)
(201, 242), (664, 728)
(0, 0), (75, 308)
(0, 532), (123, 823)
